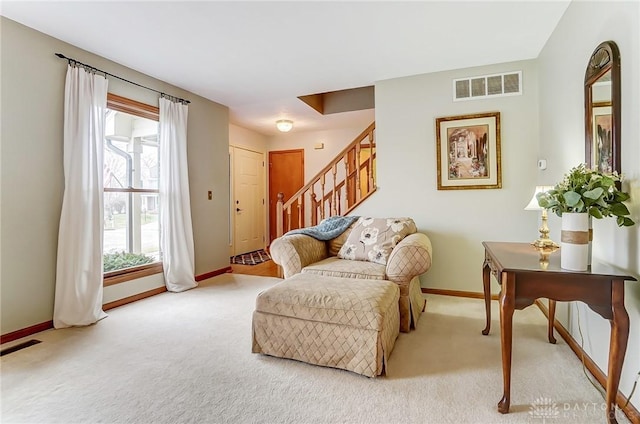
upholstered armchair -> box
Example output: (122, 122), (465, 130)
(270, 218), (433, 333)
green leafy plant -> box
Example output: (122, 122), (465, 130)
(103, 251), (156, 272)
(536, 164), (635, 227)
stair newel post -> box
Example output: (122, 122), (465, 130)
(367, 130), (374, 192)
(369, 130), (375, 191)
(363, 160), (369, 193)
(276, 192), (284, 238)
(355, 142), (362, 202)
(342, 155), (349, 209)
(320, 174), (326, 221)
(297, 194), (303, 229)
(331, 164), (337, 216)
(311, 191), (318, 226)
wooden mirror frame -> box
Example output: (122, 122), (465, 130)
(584, 40), (621, 175)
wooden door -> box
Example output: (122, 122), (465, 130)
(268, 149), (304, 243)
(232, 147), (265, 255)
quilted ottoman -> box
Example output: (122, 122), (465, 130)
(252, 273), (400, 377)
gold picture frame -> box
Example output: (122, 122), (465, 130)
(436, 111), (501, 190)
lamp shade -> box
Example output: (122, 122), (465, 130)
(524, 185), (554, 210)
(276, 119), (293, 132)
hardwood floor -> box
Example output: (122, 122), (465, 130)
(231, 260), (280, 277)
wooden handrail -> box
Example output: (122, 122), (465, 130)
(276, 122), (376, 237)
(281, 122), (375, 209)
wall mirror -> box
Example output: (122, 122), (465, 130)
(584, 40), (620, 174)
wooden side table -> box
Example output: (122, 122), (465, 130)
(481, 241), (636, 424)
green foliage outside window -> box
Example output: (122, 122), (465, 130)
(104, 251), (156, 272)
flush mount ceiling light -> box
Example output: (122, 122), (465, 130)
(276, 119), (293, 132)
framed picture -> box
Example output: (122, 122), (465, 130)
(591, 102), (612, 174)
(435, 111), (501, 190)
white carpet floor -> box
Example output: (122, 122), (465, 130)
(0, 273), (629, 424)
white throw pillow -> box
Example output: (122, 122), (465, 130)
(337, 217), (416, 265)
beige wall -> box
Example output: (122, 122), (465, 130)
(229, 123), (268, 153)
(366, 59), (540, 294)
(0, 17), (230, 334)
(538, 0), (640, 408)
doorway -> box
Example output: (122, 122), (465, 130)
(231, 146), (265, 255)
(268, 149), (304, 243)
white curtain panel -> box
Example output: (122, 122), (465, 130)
(159, 97), (197, 292)
(54, 65), (108, 328)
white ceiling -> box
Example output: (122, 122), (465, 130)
(1, 1), (570, 136)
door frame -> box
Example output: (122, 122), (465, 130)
(229, 145), (267, 256)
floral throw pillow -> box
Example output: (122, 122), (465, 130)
(337, 217), (417, 265)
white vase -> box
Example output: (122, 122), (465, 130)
(588, 216), (593, 266)
(561, 212), (590, 271)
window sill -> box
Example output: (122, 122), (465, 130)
(104, 262), (163, 286)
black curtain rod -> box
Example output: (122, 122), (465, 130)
(55, 53), (191, 104)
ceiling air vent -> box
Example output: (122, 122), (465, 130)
(454, 71), (522, 101)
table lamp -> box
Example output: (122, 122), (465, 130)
(524, 185), (559, 249)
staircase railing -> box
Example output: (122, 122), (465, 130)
(276, 122), (376, 238)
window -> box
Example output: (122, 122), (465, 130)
(103, 94), (162, 283)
